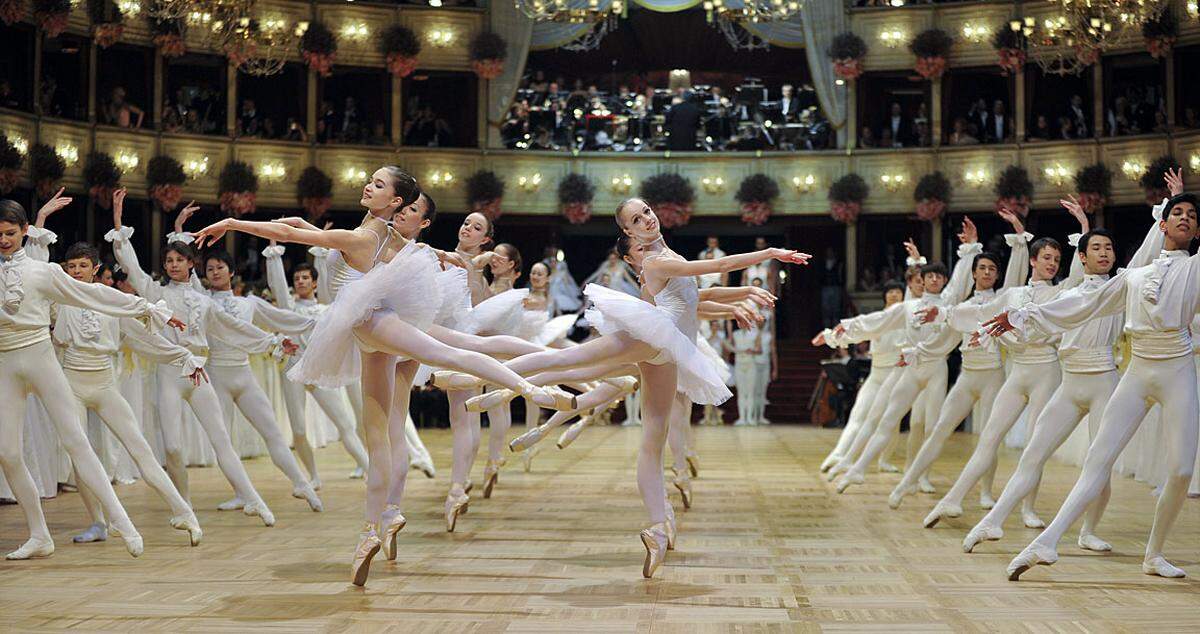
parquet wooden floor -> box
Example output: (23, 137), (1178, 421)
(1, 426), (1197, 632)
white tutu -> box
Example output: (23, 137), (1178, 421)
(696, 335), (733, 385)
(432, 265), (476, 332)
(533, 314), (578, 346)
(584, 283), (732, 405)
(289, 242), (443, 388)
(470, 289), (530, 336)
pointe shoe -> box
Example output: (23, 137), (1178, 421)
(294, 484), (324, 512)
(243, 500), (276, 527)
(463, 479), (474, 495)
(664, 506), (677, 551)
(529, 385), (578, 412)
(170, 513), (203, 547)
(379, 505), (407, 561)
(310, 478), (323, 492)
(922, 501), (963, 528)
(979, 492), (996, 510)
(888, 482), (918, 510)
(351, 524), (383, 587)
(432, 370), (486, 391)
(411, 458), (436, 479)
(5, 537), (55, 560)
(1077, 534), (1112, 552)
(349, 467), (366, 479)
(962, 523), (1003, 553)
(917, 476), (936, 494)
(1142, 556), (1186, 578)
(819, 454), (840, 473)
(685, 452), (699, 479)
(834, 471), (864, 494)
(445, 491), (469, 532)
(466, 388), (518, 414)
(602, 375), (640, 396)
(877, 461), (901, 474)
(1007, 543), (1058, 581)
(522, 447), (539, 472)
(107, 522), (144, 558)
(72, 522), (108, 544)
(673, 476), (693, 510)
(640, 523), (670, 579)
(510, 424), (550, 452)
(482, 461), (500, 499)
(557, 418), (590, 449)
(1021, 510), (1045, 529)
(217, 496), (246, 511)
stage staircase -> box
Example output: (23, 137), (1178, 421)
(716, 339), (825, 425)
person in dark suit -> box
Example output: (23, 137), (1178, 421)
(779, 84), (801, 123)
(982, 99), (1012, 143)
(665, 93), (702, 151)
(883, 102), (912, 147)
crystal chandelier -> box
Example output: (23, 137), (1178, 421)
(514, 0), (624, 24)
(703, 0), (802, 25)
(223, 17), (305, 76)
(1015, 0), (1169, 76)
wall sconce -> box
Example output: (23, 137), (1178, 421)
(610, 174), (633, 194)
(427, 27), (455, 48)
(4, 133), (28, 155)
(340, 22), (369, 42)
(187, 11), (212, 27)
(701, 176), (726, 194)
(258, 161), (286, 183)
(792, 174), (816, 194)
(429, 0), (443, 6)
(880, 173), (905, 192)
(879, 29), (906, 48)
(963, 168), (988, 188)
(1189, 154), (1199, 172)
(516, 173), (542, 193)
(260, 16), (287, 33)
(1121, 160), (1146, 182)
(1044, 163), (1070, 186)
(1010, 16), (1036, 37)
(55, 143), (78, 166)
(116, 0), (140, 15)
(427, 170), (454, 188)
(114, 150), (139, 174)
(294, 21), (310, 37)
(342, 167), (367, 185)
(1187, 0), (1198, 18)
(961, 23), (990, 43)
(183, 157), (209, 180)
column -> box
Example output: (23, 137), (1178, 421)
(930, 218), (943, 264)
(88, 42), (98, 123)
(1014, 68), (1026, 141)
(391, 73), (402, 145)
(150, 205), (162, 267)
(1091, 63), (1103, 138)
(846, 81), (858, 151)
(153, 52), (164, 130)
(1164, 53), (1176, 128)
(931, 77), (942, 147)
(226, 62), (238, 137)
(844, 222), (857, 294)
(307, 68), (318, 141)
(478, 78), (489, 149)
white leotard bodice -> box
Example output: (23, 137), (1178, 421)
(652, 274), (700, 341)
(326, 224), (391, 300)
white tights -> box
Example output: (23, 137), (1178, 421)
(0, 341), (137, 543)
(668, 394), (693, 475)
(937, 360), (1060, 511)
(978, 370), (1115, 536)
(65, 367), (192, 526)
(844, 360), (947, 479)
(154, 364), (264, 505)
(734, 357), (758, 424)
(279, 364), (370, 481)
(896, 367), (1004, 493)
(1030, 355), (1198, 563)
(209, 364), (312, 489)
(345, 379), (432, 471)
(825, 366), (895, 464)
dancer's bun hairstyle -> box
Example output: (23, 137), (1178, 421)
(383, 166), (420, 209)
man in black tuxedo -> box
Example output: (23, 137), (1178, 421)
(983, 99), (1012, 143)
(779, 84), (801, 123)
(1066, 94), (1089, 138)
(665, 93), (702, 151)
(883, 102), (912, 147)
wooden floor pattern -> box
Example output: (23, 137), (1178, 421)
(1, 426), (1198, 632)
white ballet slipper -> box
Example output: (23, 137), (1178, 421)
(411, 457), (436, 478)
(72, 522), (108, 544)
(602, 375), (639, 396)
(888, 482), (918, 510)
(432, 370), (486, 391)
(877, 461), (901, 474)
(217, 496), (246, 511)
(1021, 510), (1045, 529)
(962, 522), (1003, 553)
(527, 385), (578, 412)
(244, 500), (276, 527)
(1007, 543), (1059, 581)
(1077, 534), (1112, 552)
(107, 522), (143, 558)
(293, 484), (324, 512)
(557, 417), (590, 449)
(170, 513), (203, 547)
(349, 467), (366, 479)
(465, 388), (518, 414)
(979, 492), (997, 510)
(310, 478), (323, 492)
(1142, 556), (1186, 578)
(5, 537), (55, 560)
(922, 501), (963, 528)
(834, 471), (865, 494)
(819, 454), (839, 473)
(825, 461), (848, 482)
(522, 447), (540, 472)
(917, 476), (936, 494)
(510, 424), (550, 452)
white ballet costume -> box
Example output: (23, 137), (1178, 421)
(731, 326), (761, 425)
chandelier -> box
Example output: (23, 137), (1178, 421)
(223, 18), (305, 76)
(514, 0), (625, 24)
(703, 0), (802, 25)
(1015, 0), (1169, 75)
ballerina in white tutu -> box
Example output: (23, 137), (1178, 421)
(192, 168), (576, 586)
(449, 198), (808, 577)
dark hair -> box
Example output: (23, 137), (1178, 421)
(616, 234), (633, 258)
(203, 249), (237, 273)
(0, 199), (28, 226)
(920, 262), (949, 279)
(882, 280), (906, 300)
(63, 241), (100, 265)
(293, 261), (318, 281)
(494, 243), (523, 276)
(904, 264), (923, 281)
(1165, 192), (1198, 213)
(1030, 237), (1062, 259)
(972, 251), (1001, 272)
(418, 191), (437, 225)
(163, 241), (196, 264)
(384, 166), (420, 209)
(1078, 228), (1114, 253)
(113, 269), (129, 284)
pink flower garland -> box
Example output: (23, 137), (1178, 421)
(387, 54), (419, 78)
(915, 56), (946, 80)
(154, 34), (186, 58)
(833, 58), (863, 81)
(220, 191), (257, 217)
(994, 196), (1030, 218)
(1076, 192), (1106, 215)
(829, 201), (860, 224)
(0, 168), (19, 195)
(150, 184), (183, 211)
(37, 11), (69, 38)
(472, 59), (505, 80)
(997, 48), (1025, 76)
(914, 199), (945, 222)
(471, 197), (503, 221)
(94, 23), (123, 48)
(1146, 36), (1175, 60)
(1074, 45), (1100, 67)
(739, 201), (772, 226)
(653, 202), (692, 228)
(0, 0), (24, 26)
(303, 51), (336, 77)
(562, 201), (591, 225)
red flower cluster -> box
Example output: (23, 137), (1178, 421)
(915, 199), (946, 222)
(219, 191), (257, 217)
(154, 33), (186, 58)
(915, 56), (946, 80)
(387, 54), (419, 79)
(302, 196), (332, 220)
(994, 196), (1030, 217)
(0, 168), (19, 195)
(830, 201), (860, 224)
(0, 0), (24, 26)
(1076, 192), (1106, 215)
(150, 184), (183, 211)
(303, 51), (336, 77)
(833, 58), (863, 81)
(94, 23), (123, 48)
(562, 201), (591, 225)
(1074, 45), (1100, 67)
(472, 59), (505, 80)
(997, 48), (1025, 76)
(38, 11), (69, 38)
(1146, 36), (1175, 60)
(653, 202), (692, 228)
(739, 201), (772, 226)
(471, 197), (503, 220)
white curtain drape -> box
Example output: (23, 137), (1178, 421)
(799, 0), (847, 145)
(487, 2), (536, 146)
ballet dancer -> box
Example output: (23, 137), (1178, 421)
(987, 190), (1199, 580)
(827, 223), (979, 494)
(263, 243), (371, 487)
(916, 206), (1089, 529)
(108, 196), (291, 527)
(46, 240), (204, 546)
(962, 191), (1168, 553)
(1, 198), (175, 559)
(192, 168), (576, 585)
(454, 198), (807, 577)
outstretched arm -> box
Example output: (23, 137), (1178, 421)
(983, 270), (1129, 338)
(192, 216), (388, 254)
(998, 206), (1030, 290)
(646, 247), (810, 279)
(698, 285), (776, 308)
